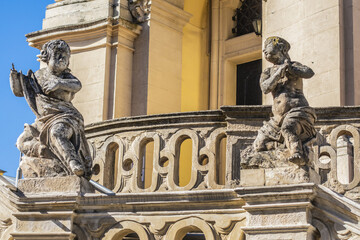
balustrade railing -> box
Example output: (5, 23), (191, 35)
(85, 106), (360, 196)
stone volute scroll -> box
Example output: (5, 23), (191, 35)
(10, 39), (93, 180)
(241, 36), (318, 182)
(128, 0), (151, 23)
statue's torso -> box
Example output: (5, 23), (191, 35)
(270, 67), (309, 119)
(35, 68), (76, 103)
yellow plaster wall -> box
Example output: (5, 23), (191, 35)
(146, 21), (183, 115)
(181, 0), (210, 112)
(179, 0), (210, 186)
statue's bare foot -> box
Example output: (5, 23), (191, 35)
(288, 152), (306, 166)
(70, 160), (84, 176)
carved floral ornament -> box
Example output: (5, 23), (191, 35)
(128, 0), (151, 23)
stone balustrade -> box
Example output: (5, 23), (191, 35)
(85, 106), (360, 199)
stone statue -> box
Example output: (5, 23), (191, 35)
(10, 39), (92, 179)
(253, 36), (317, 166)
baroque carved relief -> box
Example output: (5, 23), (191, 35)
(0, 218), (12, 239)
(128, 0), (151, 23)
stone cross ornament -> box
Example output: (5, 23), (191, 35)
(10, 39), (92, 179)
(253, 36), (317, 166)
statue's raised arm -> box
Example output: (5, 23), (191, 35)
(11, 39), (92, 180)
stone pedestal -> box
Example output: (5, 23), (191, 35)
(17, 175), (94, 195)
(237, 184), (317, 240)
(11, 176), (94, 240)
(240, 166), (320, 187)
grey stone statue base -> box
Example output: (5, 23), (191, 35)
(20, 156), (67, 178)
(17, 176), (94, 195)
(240, 146), (320, 187)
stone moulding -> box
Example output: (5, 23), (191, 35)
(85, 105), (360, 202)
(3, 181), (360, 239)
(26, 17), (141, 51)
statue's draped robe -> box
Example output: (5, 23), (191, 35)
(20, 71), (92, 175)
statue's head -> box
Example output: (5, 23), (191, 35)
(38, 39), (71, 74)
(263, 36), (291, 64)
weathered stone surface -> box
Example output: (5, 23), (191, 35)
(253, 36), (316, 166)
(128, 0), (151, 23)
(240, 143), (322, 187)
(20, 156), (67, 178)
(17, 176), (94, 194)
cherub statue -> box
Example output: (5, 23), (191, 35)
(253, 36), (317, 166)
(10, 39), (92, 179)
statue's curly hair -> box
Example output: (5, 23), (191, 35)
(264, 36), (291, 60)
(37, 39), (70, 63)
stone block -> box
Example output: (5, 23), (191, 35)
(265, 167), (310, 186)
(240, 169), (265, 187)
(17, 176), (94, 195)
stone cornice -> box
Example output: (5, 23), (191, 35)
(26, 18), (141, 51)
(4, 182), (360, 239)
(47, 0), (89, 10)
(85, 110), (225, 138)
(7, 183), (360, 215)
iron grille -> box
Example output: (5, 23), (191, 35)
(232, 0), (262, 36)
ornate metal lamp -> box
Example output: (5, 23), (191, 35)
(252, 18), (262, 36)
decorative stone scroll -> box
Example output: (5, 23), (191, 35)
(128, 0), (151, 23)
(10, 39), (92, 179)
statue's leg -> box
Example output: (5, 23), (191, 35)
(49, 122), (85, 176)
(253, 133), (268, 152)
(281, 119), (305, 165)
(80, 133), (93, 180)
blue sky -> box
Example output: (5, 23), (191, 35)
(0, 1), (53, 176)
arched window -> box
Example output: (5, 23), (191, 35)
(177, 137), (193, 187)
(139, 139), (154, 189)
(336, 134), (354, 184)
(123, 232), (140, 240)
(104, 143), (120, 190)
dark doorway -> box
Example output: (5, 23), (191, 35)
(123, 233), (139, 240)
(183, 232), (206, 240)
(236, 59), (262, 105)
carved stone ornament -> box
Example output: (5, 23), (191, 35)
(128, 0), (151, 23)
(0, 218), (12, 239)
(10, 39), (92, 179)
(243, 36), (317, 169)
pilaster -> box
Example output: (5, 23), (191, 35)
(136, 0), (192, 115)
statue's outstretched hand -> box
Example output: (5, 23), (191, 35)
(10, 63), (19, 78)
(10, 63), (24, 97)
